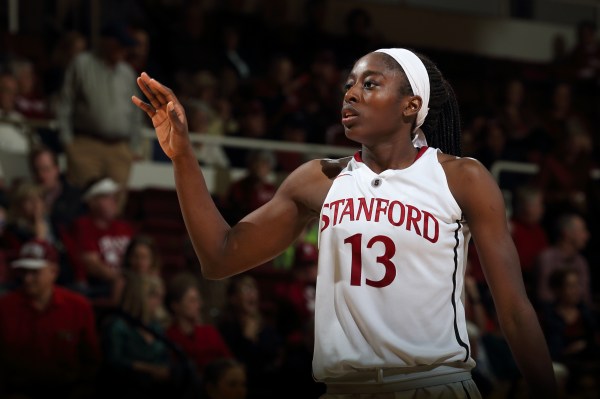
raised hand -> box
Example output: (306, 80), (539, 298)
(131, 72), (192, 160)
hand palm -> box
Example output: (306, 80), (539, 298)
(132, 72), (190, 160)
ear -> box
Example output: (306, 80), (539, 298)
(402, 95), (422, 118)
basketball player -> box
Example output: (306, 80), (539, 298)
(132, 48), (557, 398)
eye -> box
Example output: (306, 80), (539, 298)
(343, 82), (353, 92)
(363, 80), (377, 89)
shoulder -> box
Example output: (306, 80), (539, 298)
(278, 157), (352, 213)
(55, 287), (93, 310)
(438, 153), (490, 182)
(438, 154), (500, 210)
(0, 290), (21, 308)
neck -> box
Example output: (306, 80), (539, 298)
(177, 317), (196, 335)
(92, 216), (111, 229)
(361, 138), (419, 173)
(557, 240), (577, 257)
(30, 287), (54, 311)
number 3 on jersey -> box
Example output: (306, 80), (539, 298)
(344, 233), (396, 287)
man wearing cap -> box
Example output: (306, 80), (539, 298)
(0, 239), (100, 398)
(72, 177), (134, 305)
(56, 22), (142, 200)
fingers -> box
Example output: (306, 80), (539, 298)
(138, 72), (175, 108)
(131, 95), (157, 118)
(136, 76), (162, 111)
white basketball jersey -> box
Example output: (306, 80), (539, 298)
(314, 147), (476, 381)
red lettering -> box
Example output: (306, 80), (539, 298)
(339, 198), (355, 223)
(320, 203), (330, 232)
(387, 201), (405, 226)
(406, 205), (422, 236)
(374, 199), (389, 222)
(357, 197), (375, 221)
(423, 211), (439, 243)
(330, 199), (345, 226)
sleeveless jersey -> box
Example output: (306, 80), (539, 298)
(314, 147), (476, 381)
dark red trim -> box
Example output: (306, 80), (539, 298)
(414, 146), (428, 162)
(353, 151), (363, 162)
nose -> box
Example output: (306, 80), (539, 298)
(344, 83), (359, 103)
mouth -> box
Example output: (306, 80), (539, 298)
(341, 105), (359, 125)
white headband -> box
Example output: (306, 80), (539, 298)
(375, 48), (430, 136)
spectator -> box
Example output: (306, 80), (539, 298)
(202, 358), (247, 399)
(122, 234), (161, 277)
(222, 150), (277, 224)
(121, 235), (170, 326)
(274, 240), (318, 339)
(0, 239), (100, 398)
(218, 275), (283, 399)
(72, 177), (134, 306)
(540, 82), (592, 155)
(56, 22), (142, 197)
(3, 182), (54, 254)
(510, 185), (549, 290)
(536, 213), (591, 306)
(274, 113), (311, 173)
(537, 129), (595, 217)
(29, 145), (84, 238)
(100, 273), (175, 399)
(0, 72), (30, 156)
(225, 101), (269, 167)
(10, 58), (50, 120)
(255, 54), (302, 131)
(44, 30), (87, 111)
(541, 268), (599, 394)
(494, 78), (541, 163)
(165, 272), (232, 376)
(568, 20), (600, 85)
(185, 99), (230, 168)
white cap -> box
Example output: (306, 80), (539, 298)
(83, 178), (120, 201)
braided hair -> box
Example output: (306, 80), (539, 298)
(379, 51), (462, 156)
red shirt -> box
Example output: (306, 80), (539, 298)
(73, 215), (134, 280)
(166, 324), (232, 373)
(510, 219), (549, 273)
(0, 287), (100, 385)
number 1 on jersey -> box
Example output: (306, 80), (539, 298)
(344, 233), (397, 288)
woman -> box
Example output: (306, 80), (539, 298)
(101, 273), (173, 399)
(217, 275), (283, 399)
(133, 48), (556, 397)
(165, 272), (232, 375)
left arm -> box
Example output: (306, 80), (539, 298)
(445, 157), (557, 398)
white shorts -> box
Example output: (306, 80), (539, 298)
(321, 371), (481, 399)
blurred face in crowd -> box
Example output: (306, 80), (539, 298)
(521, 192), (545, 224)
(206, 364), (247, 399)
(231, 279), (259, 316)
(129, 242), (154, 274)
(88, 193), (119, 221)
(18, 263), (58, 300)
(21, 192), (45, 221)
(146, 282), (164, 317)
(0, 74), (18, 111)
(553, 83), (571, 111)
(15, 62), (35, 96)
(101, 37), (128, 66)
(506, 79), (524, 106)
(564, 216), (589, 251)
(173, 286), (202, 323)
(33, 151), (61, 190)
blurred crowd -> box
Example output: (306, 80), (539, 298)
(0, 1), (599, 398)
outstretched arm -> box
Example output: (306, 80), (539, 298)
(445, 157), (557, 398)
(132, 73), (317, 279)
